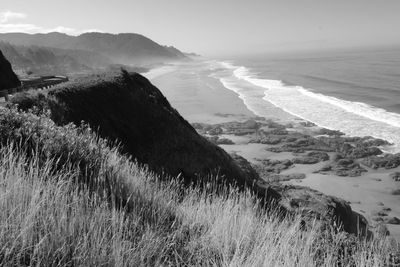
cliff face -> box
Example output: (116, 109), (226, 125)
(0, 50), (20, 90)
(14, 71), (260, 190)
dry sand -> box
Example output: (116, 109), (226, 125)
(148, 62), (254, 124)
(141, 65), (177, 80)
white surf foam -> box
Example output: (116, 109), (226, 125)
(218, 61), (400, 152)
(219, 77), (263, 117)
(232, 63), (400, 128)
(297, 88), (400, 128)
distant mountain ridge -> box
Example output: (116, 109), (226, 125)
(0, 32), (187, 67)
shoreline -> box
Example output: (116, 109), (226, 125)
(151, 60), (400, 240)
(220, 60), (400, 153)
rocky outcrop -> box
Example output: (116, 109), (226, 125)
(362, 154), (400, 169)
(193, 119), (261, 136)
(313, 136), (386, 159)
(193, 118), (387, 180)
(293, 151), (330, 164)
(252, 135), (284, 145)
(266, 135), (335, 153)
(317, 155), (367, 177)
(252, 159), (305, 183)
(384, 217), (400, 225)
(299, 121), (316, 127)
(0, 50), (20, 90)
(251, 156), (308, 183)
(390, 172), (400, 181)
(272, 185), (368, 235)
(194, 119), (389, 165)
(316, 128), (345, 136)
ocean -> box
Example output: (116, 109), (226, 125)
(212, 47), (400, 152)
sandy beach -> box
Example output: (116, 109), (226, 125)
(148, 62), (256, 123)
(146, 60), (400, 240)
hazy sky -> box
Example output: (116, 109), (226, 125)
(1, 0), (399, 56)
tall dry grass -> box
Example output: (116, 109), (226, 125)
(0, 108), (398, 266)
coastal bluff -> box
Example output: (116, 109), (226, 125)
(11, 70), (368, 236)
(12, 71), (259, 190)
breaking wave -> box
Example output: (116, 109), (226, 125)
(218, 61), (400, 152)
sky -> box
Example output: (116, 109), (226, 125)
(1, 0), (400, 56)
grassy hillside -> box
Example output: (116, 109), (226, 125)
(0, 107), (397, 266)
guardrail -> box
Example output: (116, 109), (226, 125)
(0, 76), (68, 101)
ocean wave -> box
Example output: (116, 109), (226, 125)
(297, 87), (400, 128)
(218, 61), (400, 152)
(227, 62), (400, 128)
(302, 74), (386, 91)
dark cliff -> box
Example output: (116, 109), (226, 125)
(0, 50), (20, 90)
(12, 71), (263, 192)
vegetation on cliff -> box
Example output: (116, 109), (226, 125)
(0, 107), (397, 266)
(11, 71), (260, 190)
